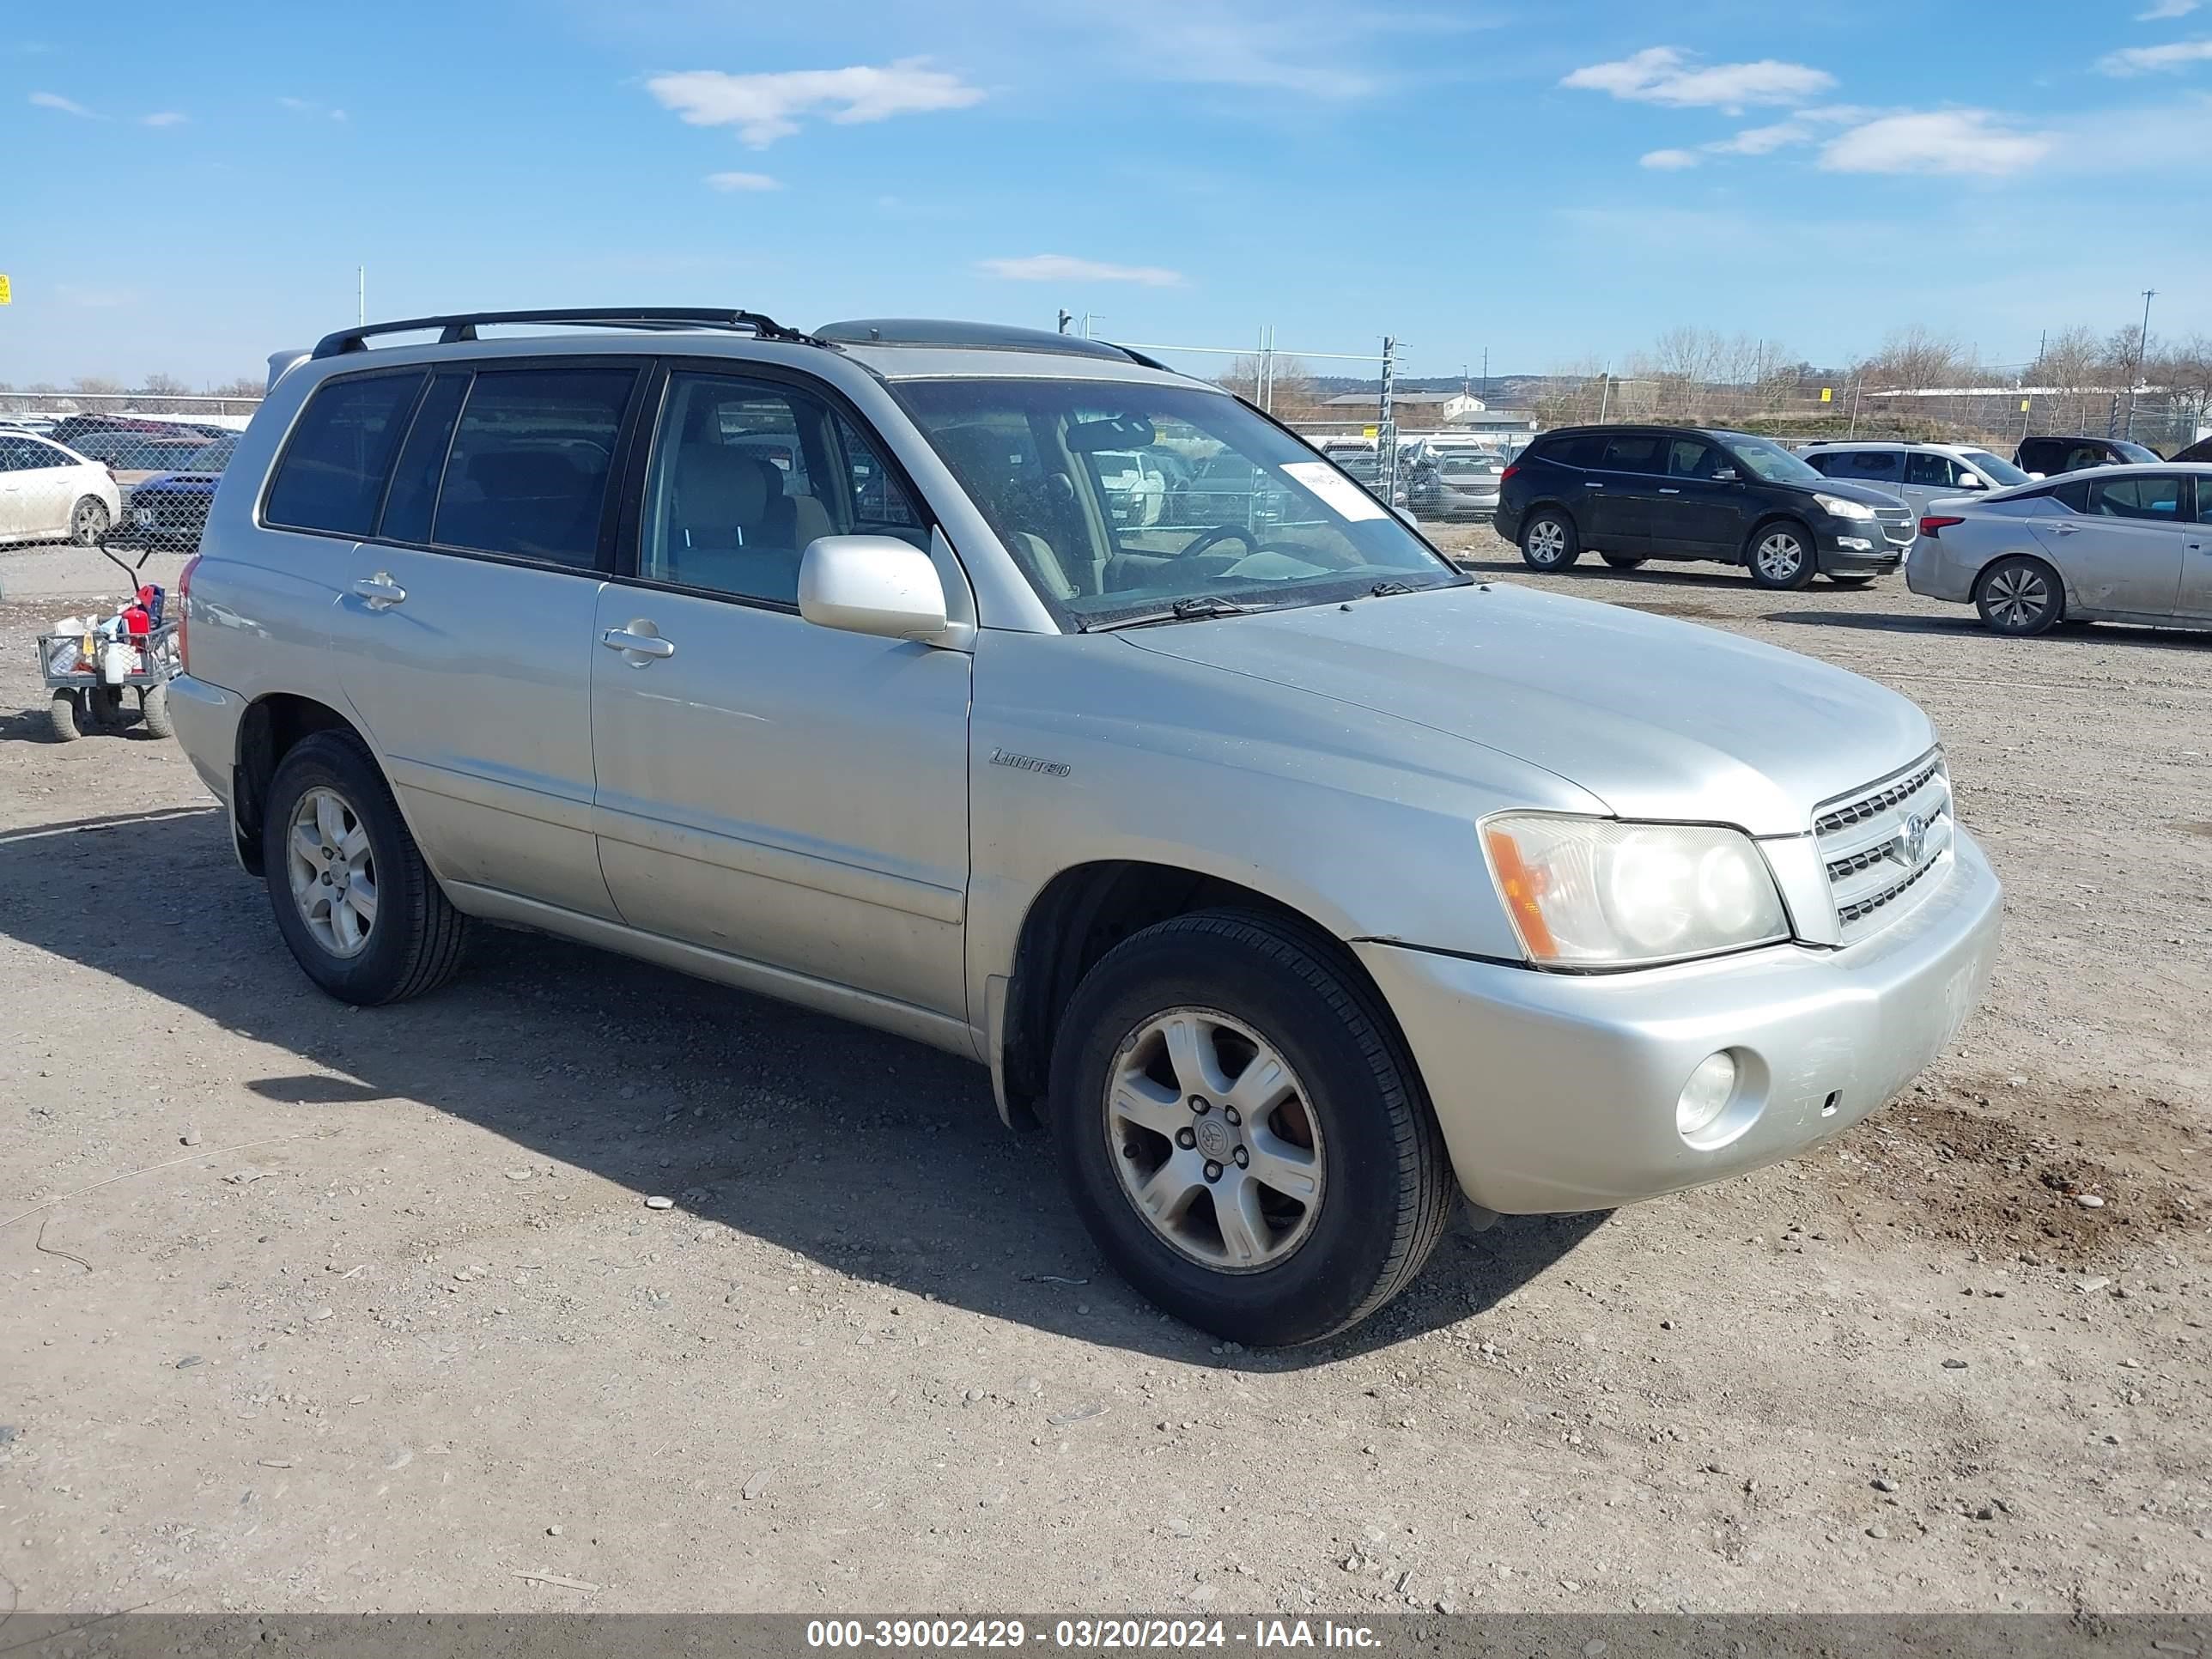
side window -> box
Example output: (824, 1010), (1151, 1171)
(2197, 478), (2212, 526)
(1804, 451), (1841, 476)
(2063, 445), (2104, 474)
(836, 415), (927, 540)
(264, 372), (427, 536)
(431, 367), (636, 568)
(375, 372), (471, 545)
(640, 372), (852, 605)
(1597, 434), (1663, 473)
(1905, 452), (1960, 488)
(1547, 434), (1604, 469)
(2046, 479), (2092, 513)
(2086, 475), (2185, 521)
(1666, 438), (1718, 478)
(1840, 450), (1901, 481)
(0, 437), (40, 471)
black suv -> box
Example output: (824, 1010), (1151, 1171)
(2014, 434), (2162, 475)
(1494, 425), (1914, 589)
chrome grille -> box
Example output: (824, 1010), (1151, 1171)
(1815, 750), (1953, 942)
(1874, 507), (1915, 550)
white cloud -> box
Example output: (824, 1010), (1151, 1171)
(705, 170), (781, 191)
(2100, 37), (2212, 72)
(1638, 148), (1701, 169)
(140, 111), (187, 127)
(1820, 110), (2052, 176)
(2136, 0), (2200, 18)
(1708, 118), (1811, 155)
(978, 253), (1184, 288)
(1561, 46), (1834, 111)
(646, 59), (983, 149)
(29, 90), (94, 117)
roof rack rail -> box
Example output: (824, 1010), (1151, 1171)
(310, 307), (818, 360)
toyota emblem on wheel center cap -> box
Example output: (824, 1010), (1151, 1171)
(1194, 1117), (1232, 1160)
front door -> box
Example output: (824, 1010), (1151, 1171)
(330, 361), (640, 921)
(587, 367), (973, 1020)
(1650, 436), (1744, 556)
(2175, 477), (2212, 621)
(1583, 431), (1663, 553)
(2031, 472), (2190, 617)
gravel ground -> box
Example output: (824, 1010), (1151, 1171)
(1, 531), (2207, 1617)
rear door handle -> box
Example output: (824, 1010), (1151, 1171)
(601, 626), (676, 660)
(1658, 487), (1680, 495)
(352, 574), (407, 610)
(2047, 524), (2081, 536)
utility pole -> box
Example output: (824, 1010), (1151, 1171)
(357, 265), (366, 325)
(1480, 347), (1488, 400)
(2125, 288), (2156, 440)
(1056, 309), (1073, 335)
(1377, 337), (1399, 507)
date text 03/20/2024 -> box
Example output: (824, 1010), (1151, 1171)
(804, 1619), (1381, 1650)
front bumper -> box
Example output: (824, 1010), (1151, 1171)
(1356, 828), (2002, 1214)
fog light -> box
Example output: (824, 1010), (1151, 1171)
(1836, 535), (1874, 551)
(1676, 1052), (1737, 1139)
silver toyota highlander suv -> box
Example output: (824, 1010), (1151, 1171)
(167, 309), (2003, 1346)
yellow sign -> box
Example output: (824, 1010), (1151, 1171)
(0, 275), (11, 306)
(1820, 386), (1832, 403)
(2020, 398), (2031, 412)
(1362, 425), (1377, 440)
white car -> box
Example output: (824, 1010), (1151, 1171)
(0, 431), (122, 547)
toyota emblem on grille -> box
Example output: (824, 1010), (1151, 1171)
(1899, 813), (1928, 866)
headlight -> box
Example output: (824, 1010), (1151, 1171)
(1480, 815), (1791, 969)
(1814, 492), (1875, 520)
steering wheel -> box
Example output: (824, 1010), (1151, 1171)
(1176, 524), (1257, 560)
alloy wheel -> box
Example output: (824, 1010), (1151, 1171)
(286, 787), (379, 958)
(1983, 565), (2051, 629)
(1755, 532), (1805, 582)
(1526, 520), (1567, 566)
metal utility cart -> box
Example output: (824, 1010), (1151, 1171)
(34, 543), (179, 742)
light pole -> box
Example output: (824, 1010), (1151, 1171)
(2125, 288), (2155, 440)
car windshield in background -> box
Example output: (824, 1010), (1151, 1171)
(2115, 441), (2162, 464)
(1720, 432), (1826, 484)
(1959, 449), (2028, 486)
(897, 379), (1464, 625)
(1441, 455), (1500, 475)
(185, 435), (238, 472)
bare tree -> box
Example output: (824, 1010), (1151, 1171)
(1863, 325), (1967, 392)
(2030, 326), (2106, 430)
(209, 376), (265, 399)
(141, 372), (192, 413)
(1217, 353), (1319, 418)
(71, 374), (126, 398)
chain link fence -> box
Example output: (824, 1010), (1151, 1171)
(0, 389), (258, 553)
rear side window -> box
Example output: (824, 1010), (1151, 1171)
(1905, 452), (1966, 488)
(2086, 475), (2185, 521)
(1535, 434), (1601, 469)
(1825, 449), (1901, 482)
(1596, 434), (1663, 473)
(376, 372), (471, 545)
(264, 371), (427, 535)
(430, 367), (637, 568)
(2046, 479), (2093, 513)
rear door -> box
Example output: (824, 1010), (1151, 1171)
(1584, 431), (1664, 552)
(2030, 472), (2190, 617)
(316, 359), (643, 921)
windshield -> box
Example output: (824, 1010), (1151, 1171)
(185, 435), (237, 471)
(1718, 432), (1825, 484)
(1441, 455), (1500, 476)
(1959, 448), (2028, 486)
(2115, 440), (2161, 464)
(898, 379), (1464, 625)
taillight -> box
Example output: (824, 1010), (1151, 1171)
(177, 553), (202, 673)
(1918, 515), (1963, 537)
(1499, 462), (1520, 483)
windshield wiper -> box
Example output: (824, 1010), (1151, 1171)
(1082, 596), (1255, 633)
(1367, 580), (1418, 597)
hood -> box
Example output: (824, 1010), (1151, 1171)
(1803, 477), (1906, 510)
(133, 472), (222, 494)
(1121, 583), (1936, 836)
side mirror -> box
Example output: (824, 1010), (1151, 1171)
(798, 536), (948, 642)
(1712, 466), (1738, 482)
(2027, 471), (2046, 482)
(1955, 472), (1986, 489)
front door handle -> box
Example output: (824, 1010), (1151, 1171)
(1658, 487), (1680, 495)
(2046, 524), (2081, 536)
(352, 574), (407, 610)
(601, 626), (676, 660)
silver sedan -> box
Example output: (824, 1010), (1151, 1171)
(1905, 463), (2212, 635)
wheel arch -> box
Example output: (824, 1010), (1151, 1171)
(230, 693), (366, 876)
(994, 860), (1415, 1132)
(1972, 549), (2069, 626)
(1742, 512), (1814, 570)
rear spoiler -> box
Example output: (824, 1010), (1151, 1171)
(265, 349), (310, 392)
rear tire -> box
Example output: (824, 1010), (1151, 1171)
(1747, 521), (1815, 590)
(1519, 511), (1581, 571)
(261, 730), (471, 1006)
(1601, 553), (1647, 570)
(1048, 910), (1453, 1346)
(1975, 555), (2063, 635)
(139, 684), (174, 738)
(46, 690), (82, 744)
(70, 496), (110, 548)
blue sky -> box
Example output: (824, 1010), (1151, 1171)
(6, 0), (2211, 386)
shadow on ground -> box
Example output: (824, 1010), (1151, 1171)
(0, 805), (1604, 1366)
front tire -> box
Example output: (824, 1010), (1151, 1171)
(138, 684), (174, 738)
(1747, 521), (1815, 590)
(46, 690), (82, 743)
(1975, 555), (2063, 635)
(261, 731), (471, 1006)
(1048, 911), (1453, 1346)
(70, 496), (111, 548)
(1519, 511), (1581, 571)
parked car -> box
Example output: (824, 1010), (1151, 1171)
(2169, 434), (2212, 465)
(66, 430), (217, 491)
(1905, 463), (2212, 635)
(167, 308), (2000, 1346)
(0, 415), (60, 438)
(0, 430), (123, 546)
(2014, 434), (2160, 475)
(1496, 424), (1915, 587)
(1414, 448), (1504, 520)
(112, 433), (238, 550)
(1799, 442), (2033, 519)
(49, 412), (225, 451)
